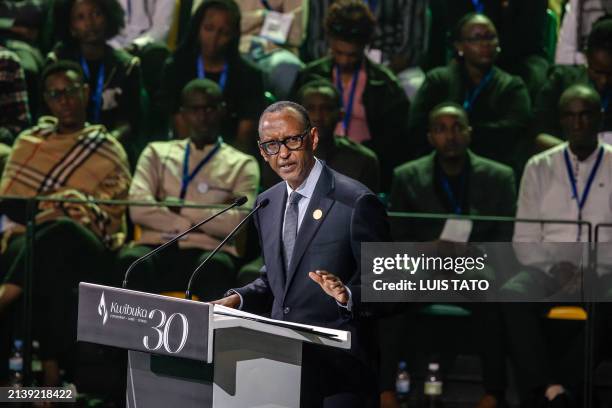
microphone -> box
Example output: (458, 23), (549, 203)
(122, 196), (248, 289)
(185, 198), (270, 300)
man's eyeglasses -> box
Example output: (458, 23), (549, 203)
(44, 85), (82, 101)
(461, 35), (498, 45)
(258, 129), (310, 155)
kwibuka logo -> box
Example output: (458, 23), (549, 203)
(98, 292), (108, 325)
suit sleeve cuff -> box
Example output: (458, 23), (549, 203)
(336, 286), (353, 312)
(224, 289), (244, 310)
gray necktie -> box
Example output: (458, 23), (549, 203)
(283, 191), (302, 270)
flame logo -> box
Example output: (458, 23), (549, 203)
(98, 292), (108, 325)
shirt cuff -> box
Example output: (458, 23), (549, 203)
(336, 286), (352, 312)
(225, 289), (244, 310)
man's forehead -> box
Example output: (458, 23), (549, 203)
(46, 71), (79, 89)
(260, 111), (303, 138)
(431, 111), (465, 126)
(560, 97), (598, 112)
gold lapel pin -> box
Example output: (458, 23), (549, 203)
(313, 209), (323, 220)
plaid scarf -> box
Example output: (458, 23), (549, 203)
(0, 117), (131, 249)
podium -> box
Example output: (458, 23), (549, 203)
(77, 283), (351, 407)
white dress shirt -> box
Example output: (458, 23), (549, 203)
(282, 157), (323, 232)
(513, 142), (612, 274)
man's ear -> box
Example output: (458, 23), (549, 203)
(258, 146), (269, 162)
(311, 127), (320, 151)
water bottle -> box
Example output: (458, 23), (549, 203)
(396, 360), (411, 407)
(31, 340), (43, 386)
(423, 362), (443, 407)
(8, 339), (24, 387)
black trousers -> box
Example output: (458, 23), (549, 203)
(115, 243), (237, 301)
(301, 345), (378, 408)
(2, 218), (111, 361)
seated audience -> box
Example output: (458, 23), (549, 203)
(555, 0), (612, 65)
(157, 0), (267, 154)
(299, 0), (428, 99)
(0, 60), (131, 385)
(533, 18), (612, 151)
(292, 0), (409, 191)
(426, 0), (549, 100)
(503, 85), (612, 405)
(48, 0), (145, 164)
(117, 79), (259, 300)
(0, 45), (31, 147)
(0, 0), (47, 116)
(108, 0), (176, 95)
(238, 0), (305, 100)
(408, 13), (531, 174)
(381, 102), (515, 408)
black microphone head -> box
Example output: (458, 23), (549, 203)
(234, 196), (248, 206)
(259, 198), (270, 208)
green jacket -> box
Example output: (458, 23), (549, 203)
(291, 56), (410, 191)
(389, 150), (516, 242)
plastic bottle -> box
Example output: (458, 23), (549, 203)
(396, 360), (411, 407)
(423, 362), (443, 407)
(8, 339), (24, 387)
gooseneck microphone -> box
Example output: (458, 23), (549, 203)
(185, 198), (270, 300)
(122, 196), (248, 289)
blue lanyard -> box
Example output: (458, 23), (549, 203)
(260, 0), (272, 10)
(335, 64), (360, 134)
(463, 69), (493, 113)
(471, 0), (484, 13)
(563, 146), (604, 215)
(440, 174), (465, 215)
(180, 139), (222, 200)
(197, 56), (228, 91)
(80, 57), (105, 123)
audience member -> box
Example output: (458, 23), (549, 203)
(49, 0), (145, 164)
(381, 102), (515, 408)
(0, 0), (47, 116)
(0, 45), (31, 146)
(503, 85), (612, 405)
(555, 0), (612, 65)
(392, 102), (516, 241)
(300, 0), (428, 99)
(238, 0), (305, 100)
(292, 0), (409, 191)
(426, 0), (549, 100)
(0, 60), (131, 385)
(157, 0), (267, 154)
(108, 0), (176, 96)
(533, 17), (612, 151)
(117, 79), (259, 299)
(408, 13), (531, 174)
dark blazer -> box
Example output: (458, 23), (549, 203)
(389, 150), (516, 242)
(234, 164), (391, 357)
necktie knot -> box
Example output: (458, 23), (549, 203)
(289, 191), (302, 205)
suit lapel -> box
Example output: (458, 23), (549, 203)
(284, 166), (335, 297)
(268, 185), (288, 288)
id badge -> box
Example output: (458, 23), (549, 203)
(260, 11), (294, 44)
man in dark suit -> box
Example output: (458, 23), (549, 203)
(391, 102), (516, 242)
(382, 102), (516, 408)
(213, 101), (390, 407)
